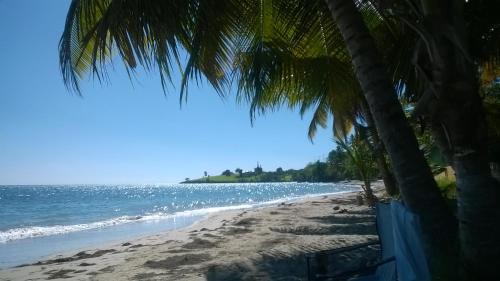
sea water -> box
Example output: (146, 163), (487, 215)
(0, 182), (359, 268)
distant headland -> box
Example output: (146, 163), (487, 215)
(181, 158), (351, 184)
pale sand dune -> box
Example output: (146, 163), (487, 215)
(0, 185), (384, 281)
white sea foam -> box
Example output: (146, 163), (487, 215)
(0, 203), (257, 243)
(0, 188), (359, 243)
(0, 215), (145, 243)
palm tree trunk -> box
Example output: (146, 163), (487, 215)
(427, 41), (500, 281)
(454, 145), (500, 280)
(434, 91), (500, 280)
(416, 1), (500, 278)
(362, 180), (377, 206)
(324, 0), (458, 278)
(431, 103), (500, 280)
(360, 99), (399, 196)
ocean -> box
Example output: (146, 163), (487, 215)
(0, 182), (359, 268)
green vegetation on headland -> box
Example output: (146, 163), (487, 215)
(182, 172), (292, 184)
(182, 167), (298, 183)
(182, 137), (379, 184)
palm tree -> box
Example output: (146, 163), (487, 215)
(235, 168), (243, 177)
(336, 133), (378, 205)
(261, 1), (500, 276)
(323, 1), (457, 276)
(58, 0), (452, 267)
(234, 43), (401, 197)
(226, 1), (399, 196)
(60, 0), (500, 277)
(380, 1), (500, 278)
(237, 43), (401, 197)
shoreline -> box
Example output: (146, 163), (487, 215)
(0, 183), (364, 268)
(1, 182), (363, 245)
(0, 184), (384, 280)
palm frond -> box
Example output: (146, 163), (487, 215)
(59, 0), (193, 93)
(59, 0), (388, 144)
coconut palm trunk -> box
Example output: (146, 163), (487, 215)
(453, 128), (500, 280)
(413, 0), (500, 278)
(324, 0), (457, 278)
(429, 71), (500, 280)
(425, 24), (500, 281)
(427, 70), (500, 280)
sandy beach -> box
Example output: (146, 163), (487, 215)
(0, 186), (384, 281)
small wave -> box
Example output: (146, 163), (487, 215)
(0, 215), (146, 243)
(0, 204), (256, 243)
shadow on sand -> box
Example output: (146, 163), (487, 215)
(204, 208), (378, 281)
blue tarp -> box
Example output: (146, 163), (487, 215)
(352, 203), (396, 281)
(391, 201), (431, 281)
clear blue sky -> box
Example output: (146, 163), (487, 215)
(0, 1), (335, 185)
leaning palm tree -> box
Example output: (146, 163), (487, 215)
(233, 44), (384, 200)
(240, 3), (455, 274)
(229, 9), (400, 196)
(261, 1), (500, 278)
(224, 1), (456, 275)
(58, 0), (458, 277)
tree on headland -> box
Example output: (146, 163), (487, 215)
(254, 163), (263, 175)
(276, 167), (283, 174)
(235, 168), (243, 177)
(222, 169), (232, 176)
(204, 171), (208, 177)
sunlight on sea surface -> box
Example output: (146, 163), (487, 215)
(0, 182), (359, 267)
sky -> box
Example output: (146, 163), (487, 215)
(0, 1), (335, 185)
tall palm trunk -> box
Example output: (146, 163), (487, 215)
(415, 1), (500, 278)
(428, 79), (500, 280)
(429, 77), (500, 281)
(360, 99), (399, 196)
(430, 87), (500, 280)
(421, 19), (500, 281)
(453, 134), (500, 280)
(325, 0), (458, 278)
